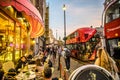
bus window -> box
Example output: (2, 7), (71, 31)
(108, 39), (118, 56)
(105, 2), (120, 23)
(75, 32), (78, 37)
(85, 34), (88, 39)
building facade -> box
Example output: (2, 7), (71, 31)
(0, 0), (44, 62)
(30, 0), (47, 53)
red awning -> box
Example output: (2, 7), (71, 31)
(0, 0), (44, 38)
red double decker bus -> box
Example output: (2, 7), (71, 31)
(66, 27), (100, 61)
(103, 0), (120, 72)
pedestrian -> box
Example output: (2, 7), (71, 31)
(35, 59), (44, 72)
(94, 48), (119, 80)
(35, 47), (43, 59)
(63, 47), (71, 71)
(44, 67), (52, 80)
(27, 51), (33, 63)
(50, 47), (53, 56)
(57, 46), (62, 70)
(0, 62), (4, 80)
(52, 47), (57, 64)
(44, 55), (53, 68)
(15, 56), (27, 72)
(46, 46), (50, 55)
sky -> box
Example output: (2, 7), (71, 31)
(46, 0), (104, 40)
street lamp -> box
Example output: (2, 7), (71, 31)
(63, 4), (66, 47)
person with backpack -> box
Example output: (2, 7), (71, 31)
(63, 47), (71, 71)
(57, 46), (62, 70)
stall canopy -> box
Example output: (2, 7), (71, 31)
(0, 0), (44, 38)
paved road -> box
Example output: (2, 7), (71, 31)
(50, 54), (120, 80)
(51, 54), (94, 79)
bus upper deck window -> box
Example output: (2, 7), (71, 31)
(85, 34), (88, 39)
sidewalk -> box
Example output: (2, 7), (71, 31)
(50, 53), (120, 80)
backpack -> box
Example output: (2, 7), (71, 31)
(65, 49), (71, 57)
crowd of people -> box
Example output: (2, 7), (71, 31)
(0, 43), (119, 80)
(0, 45), (71, 80)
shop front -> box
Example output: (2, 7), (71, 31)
(0, 0), (44, 62)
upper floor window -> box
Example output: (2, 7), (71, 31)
(105, 1), (120, 23)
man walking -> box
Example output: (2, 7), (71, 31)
(63, 47), (71, 71)
(57, 46), (62, 70)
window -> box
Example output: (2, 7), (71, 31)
(105, 1), (120, 23)
(84, 34), (88, 39)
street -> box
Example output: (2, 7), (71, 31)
(0, 0), (120, 80)
(50, 51), (120, 80)
(51, 54), (94, 79)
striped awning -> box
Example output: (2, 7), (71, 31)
(0, 0), (44, 38)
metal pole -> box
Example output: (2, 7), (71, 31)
(63, 4), (66, 47)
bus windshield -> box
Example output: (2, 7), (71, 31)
(105, 1), (120, 23)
